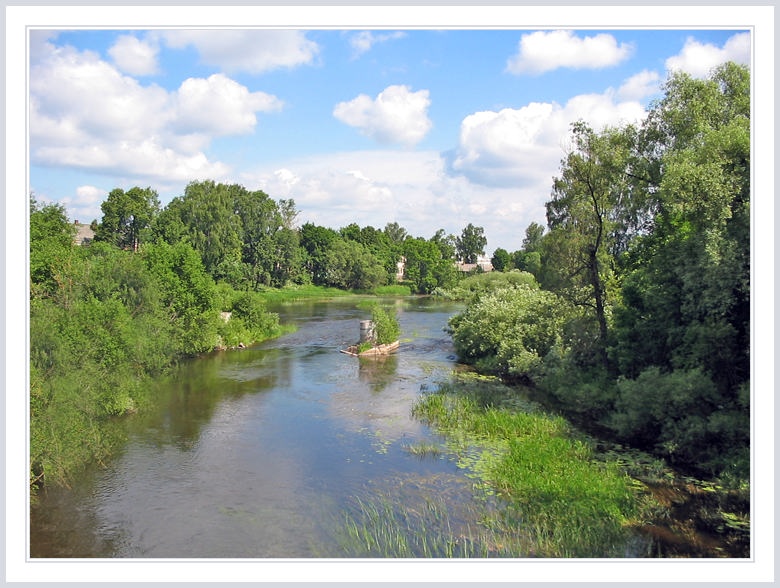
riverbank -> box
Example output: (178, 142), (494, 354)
(409, 372), (749, 558)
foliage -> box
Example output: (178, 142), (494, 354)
(29, 197), (76, 297)
(441, 63), (750, 480)
(448, 285), (571, 381)
(412, 384), (648, 557)
(323, 239), (387, 291)
(30, 213), (285, 489)
(401, 236), (458, 294)
(455, 223), (487, 264)
(434, 270), (538, 301)
(370, 303), (401, 345)
(543, 121), (641, 366)
(609, 367), (749, 475)
(490, 247), (511, 272)
(94, 186), (160, 251)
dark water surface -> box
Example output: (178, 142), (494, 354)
(30, 297), (479, 558)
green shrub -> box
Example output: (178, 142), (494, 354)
(435, 270), (538, 301)
(370, 304), (401, 345)
(608, 366), (739, 471)
(448, 285), (571, 381)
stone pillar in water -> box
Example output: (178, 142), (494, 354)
(359, 320), (375, 343)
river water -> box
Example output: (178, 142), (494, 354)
(30, 297), (487, 558)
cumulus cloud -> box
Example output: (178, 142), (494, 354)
(30, 39), (279, 184)
(617, 69), (661, 101)
(173, 73), (283, 136)
(158, 29), (319, 74)
(108, 34), (160, 76)
(665, 32), (751, 78)
(54, 185), (107, 223)
(506, 30), (633, 75)
(333, 85), (432, 146)
(243, 150), (539, 251)
(451, 89), (647, 190)
(348, 31), (406, 58)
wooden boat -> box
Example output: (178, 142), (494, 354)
(339, 340), (400, 357)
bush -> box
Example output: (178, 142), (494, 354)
(370, 304), (401, 345)
(435, 270), (539, 301)
(608, 366), (737, 471)
(448, 285), (571, 382)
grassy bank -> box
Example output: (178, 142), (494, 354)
(257, 283), (412, 305)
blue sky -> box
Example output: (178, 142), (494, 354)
(29, 26), (750, 252)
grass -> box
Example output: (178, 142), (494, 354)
(257, 284), (355, 304)
(338, 494), (522, 558)
(410, 378), (655, 557)
(257, 283), (412, 305)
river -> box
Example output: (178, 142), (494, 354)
(30, 297), (487, 558)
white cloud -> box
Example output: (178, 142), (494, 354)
(30, 40), (279, 184)
(349, 31), (406, 58)
(243, 150), (542, 251)
(333, 85), (432, 146)
(57, 185), (107, 223)
(108, 34), (159, 76)
(451, 90), (647, 190)
(506, 30), (633, 75)
(665, 32), (751, 78)
(158, 29), (319, 74)
(617, 69), (661, 101)
(173, 73), (283, 136)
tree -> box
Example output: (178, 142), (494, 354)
(543, 121), (638, 368)
(299, 223), (339, 285)
(95, 186), (160, 251)
(153, 180), (243, 278)
(383, 222), (408, 244)
(521, 222), (545, 253)
(456, 223), (487, 264)
(490, 248), (511, 272)
(612, 63), (750, 397)
(323, 239), (386, 291)
(30, 197), (76, 297)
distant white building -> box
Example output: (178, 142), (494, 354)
(456, 255), (493, 273)
(73, 221), (95, 246)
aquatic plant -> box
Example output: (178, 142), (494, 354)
(411, 383), (652, 557)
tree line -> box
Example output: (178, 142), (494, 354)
(86, 179), (489, 295)
(448, 62), (750, 480)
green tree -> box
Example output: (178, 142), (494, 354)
(490, 248), (511, 272)
(611, 63), (750, 413)
(323, 239), (386, 291)
(449, 284), (571, 382)
(30, 196), (76, 298)
(153, 180), (243, 278)
(456, 223), (487, 264)
(521, 221), (545, 253)
(383, 222), (408, 244)
(402, 237), (444, 293)
(543, 121), (639, 368)
(299, 222), (340, 285)
(95, 186), (160, 251)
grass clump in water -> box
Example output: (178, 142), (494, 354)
(412, 382), (653, 557)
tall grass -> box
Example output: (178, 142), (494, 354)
(338, 494), (523, 558)
(411, 380), (652, 557)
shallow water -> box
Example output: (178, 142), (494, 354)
(30, 297), (478, 558)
